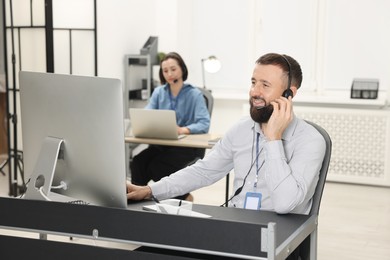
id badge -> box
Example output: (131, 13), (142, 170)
(244, 192), (262, 210)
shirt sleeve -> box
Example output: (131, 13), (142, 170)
(264, 128), (326, 214)
(149, 141), (232, 200)
(145, 86), (163, 109)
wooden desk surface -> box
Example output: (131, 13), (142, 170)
(125, 133), (222, 149)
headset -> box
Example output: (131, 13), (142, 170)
(220, 124), (259, 207)
(280, 55), (293, 98)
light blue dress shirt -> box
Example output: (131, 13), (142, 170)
(146, 84), (210, 134)
(150, 115), (326, 215)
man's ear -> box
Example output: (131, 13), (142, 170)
(290, 86), (298, 98)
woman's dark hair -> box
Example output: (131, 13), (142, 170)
(256, 53), (303, 89)
(159, 52), (188, 84)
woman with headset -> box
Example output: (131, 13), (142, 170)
(130, 52), (210, 201)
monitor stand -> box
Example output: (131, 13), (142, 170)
(24, 137), (64, 201)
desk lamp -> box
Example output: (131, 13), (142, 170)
(201, 56), (221, 89)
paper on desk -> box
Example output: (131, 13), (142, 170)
(143, 199), (211, 218)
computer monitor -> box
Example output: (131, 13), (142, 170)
(20, 71), (127, 208)
(140, 36), (158, 65)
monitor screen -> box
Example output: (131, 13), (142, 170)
(20, 71), (127, 208)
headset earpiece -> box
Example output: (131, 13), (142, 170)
(282, 88), (293, 98)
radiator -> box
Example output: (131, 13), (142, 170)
(294, 106), (390, 187)
(241, 103), (390, 186)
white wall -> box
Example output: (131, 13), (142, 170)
(6, 0), (390, 97)
(97, 0), (157, 79)
(95, 0), (390, 100)
(4, 0), (390, 144)
(322, 0), (390, 91)
(95, 0), (390, 136)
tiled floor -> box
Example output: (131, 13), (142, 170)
(1, 157), (390, 259)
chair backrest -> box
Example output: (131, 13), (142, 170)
(186, 87), (214, 162)
(197, 87), (214, 116)
(306, 120), (332, 216)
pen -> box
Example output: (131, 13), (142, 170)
(151, 195), (160, 203)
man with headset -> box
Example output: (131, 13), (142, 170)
(127, 52), (326, 216)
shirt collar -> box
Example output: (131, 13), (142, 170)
(282, 114), (298, 141)
(163, 83), (191, 92)
(253, 114), (298, 141)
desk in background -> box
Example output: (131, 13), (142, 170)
(125, 133), (231, 204)
(125, 133), (221, 149)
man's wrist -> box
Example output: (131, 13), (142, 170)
(145, 186), (153, 198)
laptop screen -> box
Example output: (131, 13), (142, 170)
(129, 109), (183, 140)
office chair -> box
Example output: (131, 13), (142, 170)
(197, 87), (214, 117)
(183, 87), (214, 167)
(289, 120), (332, 260)
(306, 120), (332, 216)
(197, 87), (214, 157)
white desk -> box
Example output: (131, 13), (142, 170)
(125, 133), (221, 149)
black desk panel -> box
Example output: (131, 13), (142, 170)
(0, 234), (197, 260)
(0, 197), (313, 259)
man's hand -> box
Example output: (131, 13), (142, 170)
(263, 96), (293, 140)
(126, 181), (152, 200)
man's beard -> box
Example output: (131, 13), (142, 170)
(249, 99), (273, 123)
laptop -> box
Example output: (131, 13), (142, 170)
(129, 108), (186, 140)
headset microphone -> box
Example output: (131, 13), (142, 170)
(173, 79), (178, 84)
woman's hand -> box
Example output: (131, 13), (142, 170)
(177, 126), (190, 135)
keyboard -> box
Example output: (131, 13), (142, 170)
(68, 199), (90, 205)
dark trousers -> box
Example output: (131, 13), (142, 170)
(130, 145), (205, 199)
(136, 236), (310, 259)
(286, 235), (310, 260)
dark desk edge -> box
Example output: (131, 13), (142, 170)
(0, 197), (314, 259)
